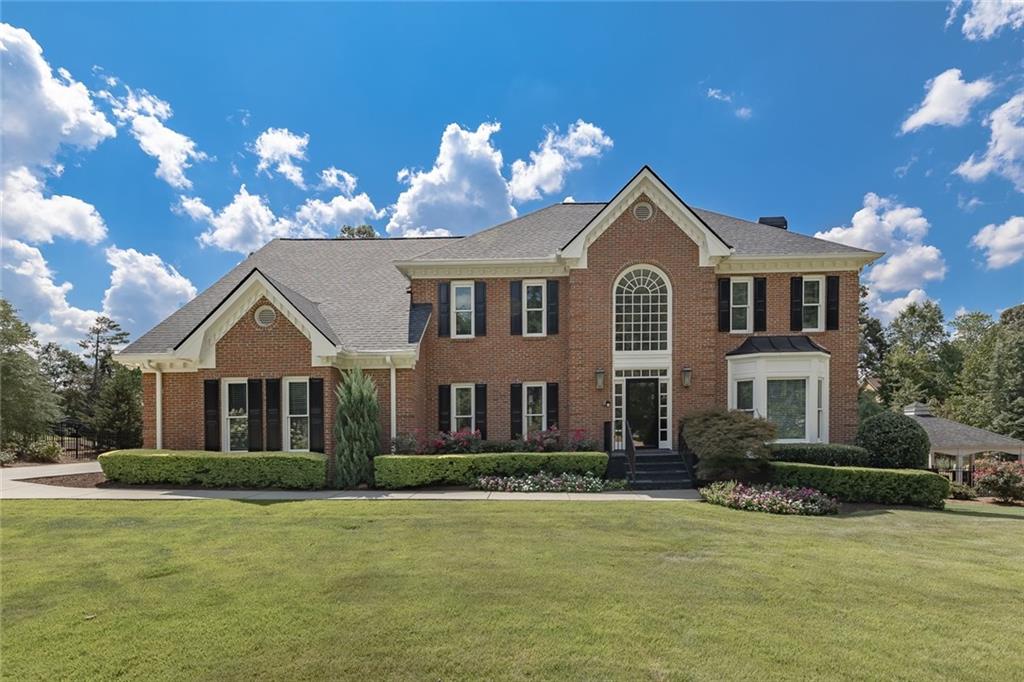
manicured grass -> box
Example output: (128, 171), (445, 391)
(2, 500), (1022, 680)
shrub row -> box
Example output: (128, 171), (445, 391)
(769, 443), (871, 467)
(98, 450), (328, 489)
(373, 452), (608, 489)
(770, 462), (949, 509)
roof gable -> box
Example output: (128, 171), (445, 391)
(559, 166), (733, 267)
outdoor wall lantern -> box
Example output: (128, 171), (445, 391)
(681, 366), (693, 388)
(595, 368), (606, 390)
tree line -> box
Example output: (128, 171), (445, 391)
(859, 287), (1024, 440)
(0, 299), (142, 451)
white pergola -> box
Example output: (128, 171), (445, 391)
(903, 403), (1024, 483)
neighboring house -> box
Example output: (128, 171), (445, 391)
(116, 167), (881, 455)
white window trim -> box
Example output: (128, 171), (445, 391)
(802, 276), (825, 332)
(283, 376), (310, 452)
(727, 353), (829, 443)
(730, 277), (753, 334)
(522, 382), (547, 436)
(451, 383), (475, 433)
(221, 378), (249, 452)
(522, 280), (547, 337)
(451, 281), (475, 339)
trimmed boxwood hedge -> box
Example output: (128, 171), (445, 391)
(98, 449), (328, 489)
(769, 443), (871, 467)
(770, 462), (949, 509)
(374, 452), (608, 489)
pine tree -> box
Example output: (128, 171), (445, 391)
(333, 368), (380, 487)
(0, 300), (59, 445)
(78, 316), (130, 403)
(91, 365), (143, 449)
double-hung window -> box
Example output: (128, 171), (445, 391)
(523, 280), (546, 336)
(285, 378), (310, 451)
(523, 383), (546, 436)
(451, 282), (474, 338)
(730, 277), (752, 333)
(452, 384), (475, 432)
(802, 277), (824, 332)
(735, 380), (755, 416)
(767, 378), (807, 440)
(225, 380), (248, 452)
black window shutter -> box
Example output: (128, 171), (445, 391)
(265, 378), (282, 451)
(438, 384), (451, 433)
(437, 281), (450, 337)
(474, 281), (487, 336)
(247, 379), (263, 451)
(790, 276), (804, 331)
(546, 383), (559, 430)
(203, 379), (220, 451)
(547, 280), (559, 335)
(826, 275), (840, 331)
(754, 277), (767, 332)
(510, 280), (523, 335)
(510, 383), (523, 440)
(474, 384), (487, 439)
(309, 378), (325, 453)
(717, 278), (731, 332)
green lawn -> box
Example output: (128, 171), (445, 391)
(2, 500), (1022, 681)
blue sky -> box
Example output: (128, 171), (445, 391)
(2, 2), (1022, 348)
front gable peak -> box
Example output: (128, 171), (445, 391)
(558, 166), (733, 267)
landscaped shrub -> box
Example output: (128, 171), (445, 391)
(699, 481), (839, 515)
(0, 449), (17, 466)
(948, 482), (978, 500)
(473, 471), (626, 493)
(682, 409), (776, 481)
(770, 462), (949, 509)
(392, 429), (600, 455)
(477, 439), (526, 453)
(373, 452), (608, 489)
(855, 411), (930, 469)
(98, 450), (328, 489)
(18, 439), (62, 463)
(769, 443), (871, 467)
(974, 459), (1024, 503)
(334, 367), (380, 488)
(434, 429), (483, 454)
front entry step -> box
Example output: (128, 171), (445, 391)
(609, 450), (695, 490)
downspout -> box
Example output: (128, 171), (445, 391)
(148, 361), (163, 449)
(387, 356), (397, 447)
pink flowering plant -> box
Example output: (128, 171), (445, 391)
(433, 429), (483, 454)
(699, 480), (839, 515)
(474, 471), (626, 493)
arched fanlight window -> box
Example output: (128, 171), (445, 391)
(614, 266), (669, 352)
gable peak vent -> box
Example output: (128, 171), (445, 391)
(633, 201), (654, 221)
(758, 216), (788, 230)
(254, 305), (277, 327)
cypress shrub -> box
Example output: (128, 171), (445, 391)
(334, 368), (380, 488)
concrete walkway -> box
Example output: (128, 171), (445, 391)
(1, 462), (700, 502)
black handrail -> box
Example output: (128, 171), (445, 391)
(623, 418), (636, 480)
(677, 428), (698, 486)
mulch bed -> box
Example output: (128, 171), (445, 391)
(22, 473), (110, 488)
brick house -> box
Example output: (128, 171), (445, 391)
(117, 167), (881, 456)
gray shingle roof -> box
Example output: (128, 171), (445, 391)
(409, 203), (878, 262)
(903, 404), (1024, 455)
(122, 237), (459, 355)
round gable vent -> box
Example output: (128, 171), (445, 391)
(254, 305), (277, 327)
(633, 201), (654, 221)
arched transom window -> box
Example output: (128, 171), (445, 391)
(614, 267), (669, 352)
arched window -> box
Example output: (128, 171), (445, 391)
(614, 266), (669, 352)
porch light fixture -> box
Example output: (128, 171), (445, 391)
(681, 366), (693, 388)
(595, 368), (606, 391)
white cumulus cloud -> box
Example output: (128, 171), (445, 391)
(864, 288), (931, 324)
(1, 166), (107, 244)
(318, 167), (358, 195)
(508, 120), (613, 202)
(949, 0), (1024, 40)
(252, 127), (309, 188)
(971, 215), (1024, 269)
(386, 122), (512, 236)
(0, 238), (100, 345)
(102, 86), (207, 189)
(956, 92), (1024, 192)
(901, 68), (994, 133)
(816, 193), (946, 318)
(101, 246), (196, 336)
(293, 193), (383, 233)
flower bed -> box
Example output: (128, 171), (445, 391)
(473, 471), (626, 493)
(699, 481), (839, 516)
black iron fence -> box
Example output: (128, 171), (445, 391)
(46, 419), (116, 459)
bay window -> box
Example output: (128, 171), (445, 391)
(767, 379), (807, 440)
(727, 353), (829, 442)
(735, 379), (754, 416)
